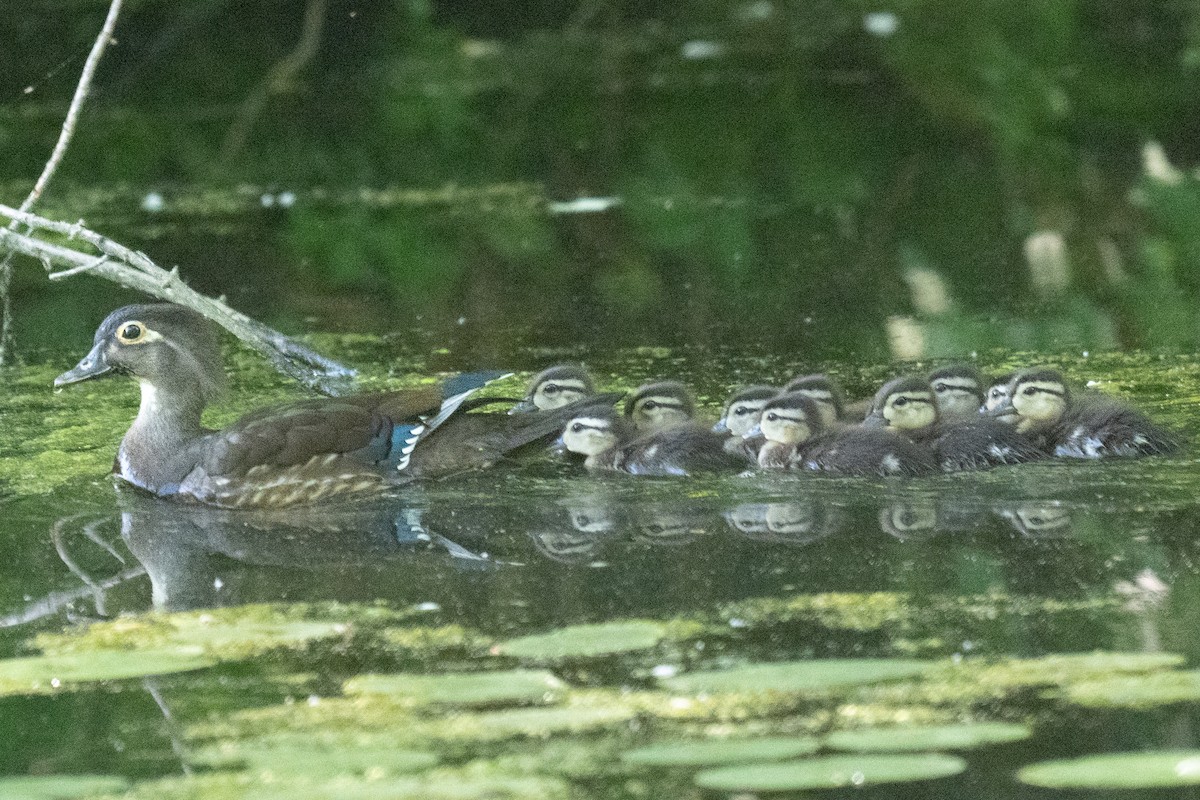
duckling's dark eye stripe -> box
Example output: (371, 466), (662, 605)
(640, 401), (685, 410)
(895, 395), (933, 404)
(1021, 386), (1065, 397)
(570, 423), (609, 432)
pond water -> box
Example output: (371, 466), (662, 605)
(2, 323), (1200, 798)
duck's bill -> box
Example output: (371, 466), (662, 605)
(508, 397), (538, 414)
(54, 344), (111, 387)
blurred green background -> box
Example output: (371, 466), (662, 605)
(5, 0), (1200, 360)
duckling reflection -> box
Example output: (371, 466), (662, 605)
(524, 489), (622, 565)
(878, 500), (941, 542)
(993, 501), (1074, 538)
(633, 502), (714, 546)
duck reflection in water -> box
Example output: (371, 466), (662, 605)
(525, 489), (622, 565)
(993, 501), (1074, 538)
(723, 501), (842, 546)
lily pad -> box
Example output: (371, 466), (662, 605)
(494, 621), (666, 661)
(695, 753), (966, 792)
(622, 736), (820, 767)
(1062, 670), (1200, 709)
(1018, 751), (1200, 789)
(825, 722), (1031, 752)
(662, 659), (935, 696)
(0, 774), (130, 799)
(0, 647), (216, 695)
(343, 669), (565, 708)
(193, 735), (438, 777)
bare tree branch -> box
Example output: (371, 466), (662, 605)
(0, 205), (356, 391)
(0, 0), (124, 364)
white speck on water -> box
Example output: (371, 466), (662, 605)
(863, 11), (899, 37)
(260, 193), (275, 208)
(738, 0), (774, 21)
(213, 577), (224, 590)
(728, 618), (748, 628)
(278, 191), (296, 207)
(50, 678), (61, 688)
(681, 40), (726, 60)
(307, 694), (320, 706)
(1086, 380), (1100, 387)
(851, 771), (867, 786)
(651, 664), (680, 679)
(457, 317), (467, 325)
(1176, 757), (1200, 777)
(1082, 350), (1090, 357)
(961, 639), (974, 651)
(141, 192), (165, 213)
(416, 602), (441, 612)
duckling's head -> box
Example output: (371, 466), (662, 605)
(625, 381), (695, 431)
(864, 376), (937, 433)
(714, 385), (778, 437)
(511, 365), (594, 413)
(984, 371), (1015, 412)
(757, 392), (823, 446)
(993, 368), (1069, 432)
(783, 374), (845, 427)
(561, 407), (632, 457)
(927, 364), (983, 421)
(54, 304), (226, 404)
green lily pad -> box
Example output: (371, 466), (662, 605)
(662, 659), (936, 696)
(1018, 751), (1200, 789)
(695, 753), (966, 792)
(1062, 670), (1200, 709)
(0, 774), (130, 799)
(494, 621), (666, 661)
(622, 736), (821, 767)
(825, 722), (1031, 752)
(193, 735), (438, 777)
(0, 647), (216, 695)
(344, 669), (565, 708)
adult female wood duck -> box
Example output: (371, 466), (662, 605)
(55, 304), (604, 508)
(988, 368), (1179, 458)
(752, 392), (937, 476)
(560, 406), (744, 476)
(509, 364), (595, 413)
(713, 385), (778, 459)
(624, 381), (696, 431)
(863, 376), (1045, 471)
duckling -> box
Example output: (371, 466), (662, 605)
(984, 370), (1015, 413)
(509, 365), (594, 413)
(927, 364), (985, 421)
(782, 374), (847, 427)
(865, 375), (1046, 471)
(713, 385), (778, 459)
(754, 392), (937, 476)
(989, 368), (1178, 458)
(625, 381), (696, 432)
(561, 406), (742, 476)
(53, 304), (593, 508)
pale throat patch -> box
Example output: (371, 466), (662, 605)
(726, 402), (766, 436)
(762, 413), (811, 445)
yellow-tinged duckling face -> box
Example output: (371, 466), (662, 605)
(561, 415), (621, 457)
(784, 375), (846, 427)
(875, 383), (937, 432)
(928, 368), (983, 421)
(757, 394), (820, 446)
(793, 389), (840, 428)
(1008, 374), (1068, 432)
(529, 375), (592, 410)
(626, 382), (695, 432)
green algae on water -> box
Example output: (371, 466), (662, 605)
(1060, 669), (1200, 709)
(344, 669), (566, 708)
(694, 753), (967, 792)
(621, 736), (821, 767)
(661, 659), (937, 697)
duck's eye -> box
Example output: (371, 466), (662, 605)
(1023, 386), (1038, 396)
(733, 406), (750, 416)
(118, 322), (145, 343)
(543, 384), (560, 395)
(570, 422), (585, 433)
(766, 412), (778, 422)
(641, 400), (658, 410)
(934, 382), (948, 393)
(894, 397), (908, 407)
(989, 388), (1004, 398)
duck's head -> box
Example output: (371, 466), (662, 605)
(984, 371), (1015, 412)
(560, 407), (633, 457)
(625, 381), (695, 431)
(783, 374), (845, 427)
(754, 392), (823, 446)
(510, 365), (594, 413)
(714, 385), (778, 437)
(990, 368), (1068, 432)
(927, 364), (983, 421)
(863, 376), (937, 433)
(54, 304), (226, 404)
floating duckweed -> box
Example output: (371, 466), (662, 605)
(0, 774), (130, 799)
(1061, 670), (1200, 709)
(694, 753), (967, 791)
(719, 592), (909, 631)
(494, 621), (666, 661)
(425, 704), (637, 742)
(824, 722), (1031, 752)
(1018, 750), (1200, 789)
(192, 734), (439, 777)
(343, 669), (566, 708)
(0, 647), (216, 695)
(662, 659), (937, 696)
(621, 736), (821, 767)
(378, 624), (492, 659)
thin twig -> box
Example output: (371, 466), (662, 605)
(48, 254), (110, 280)
(0, 0), (124, 364)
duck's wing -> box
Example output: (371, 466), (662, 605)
(933, 420), (1048, 471)
(805, 429), (937, 477)
(1058, 399), (1180, 458)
